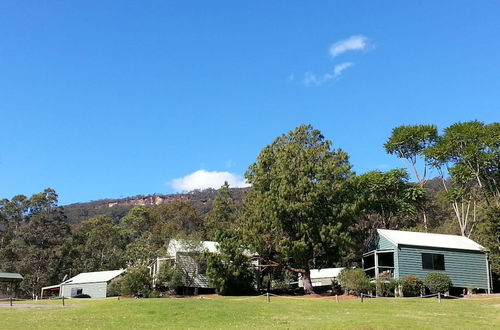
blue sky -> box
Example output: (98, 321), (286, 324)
(1, 1), (499, 205)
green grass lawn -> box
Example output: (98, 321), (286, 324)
(1, 296), (499, 329)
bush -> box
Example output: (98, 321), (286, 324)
(401, 275), (423, 297)
(121, 266), (152, 297)
(205, 239), (255, 296)
(107, 276), (123, 297)
(375, 273), (393, 297)
(388, 279), (401, 297)
(155, 263), (183, 292)
(424, 273), (452, 293)
(338, 268), (371, 296)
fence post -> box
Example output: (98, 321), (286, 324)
(438, 292), (441, 303)
(10, 296), (13, 307)
(360, 293), (364, 303)
(335, 294), (339, 304)
(267, 292), (270, 303)
(62, 295), (65, 307)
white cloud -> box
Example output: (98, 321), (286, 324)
(170, 170), (250, 192)
(303, 62), (354, 86)
(330, 35), (368, 57)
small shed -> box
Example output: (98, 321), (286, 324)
(42, 269), (125, 298)
(363, 229), (492, 293)
(0, 272), (23, 298)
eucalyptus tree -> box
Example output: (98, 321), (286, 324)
(0, 189), (71, 297)
(384, 125), (438, 230)
(425, 121), (499, 236)
(242, 125), (356, 294)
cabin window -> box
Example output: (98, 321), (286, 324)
(70, 288), (83, 296)
(421, 253), (445, 270)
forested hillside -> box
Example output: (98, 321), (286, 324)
(63, 188), (247, 227)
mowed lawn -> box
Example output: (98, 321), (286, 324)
(1, 296), (499, 329)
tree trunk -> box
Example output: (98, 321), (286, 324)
(302, 268), (315, 295)
(422, 210), (428, 232)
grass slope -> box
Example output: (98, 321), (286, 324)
(1, 296), (499, 329)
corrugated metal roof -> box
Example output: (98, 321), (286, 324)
(166, 239), (219, 256)
(377, 229), (484, 251)
(0, 272), (23, 281)
(309, 268), (344, 279)
(62, 269), (125, 285)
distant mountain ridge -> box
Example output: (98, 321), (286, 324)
(62, 188), (248, 226)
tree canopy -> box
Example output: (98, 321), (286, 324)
(242, 125), (356, 293)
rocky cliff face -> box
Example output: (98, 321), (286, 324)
(63, 188), (248, 226)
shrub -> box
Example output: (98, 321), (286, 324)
(205, 239), (255, 296)
(401, 275), (423, 297)
(338, 268), (371, 296)
(155, 263), (183, 292)
(121, 266), (152, 297)
(376, 273), (393, 297)
(424, 273), (452, 293)
(107, 276), (123, 297)
(388, 279), (401, 297)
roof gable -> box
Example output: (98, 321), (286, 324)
(63, 269), (125, 285)
(377, 229), (484, 252)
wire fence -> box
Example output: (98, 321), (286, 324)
(359, 292), (500, 301)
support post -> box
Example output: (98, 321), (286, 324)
(10, 296), (13, 307)
(374, 250), (379, 297)
(62, 295), (65, 306)
(486, 252), (492, 294)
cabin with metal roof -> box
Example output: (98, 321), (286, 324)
(363, 229), (492, 293)
(41, 269), (125, 298)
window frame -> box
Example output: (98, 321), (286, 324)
(421, 253), (445, 271)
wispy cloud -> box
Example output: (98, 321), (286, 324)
(169, 170), (250, 192)
(330, 35), (368, 57)
(303, 62), (354, 86)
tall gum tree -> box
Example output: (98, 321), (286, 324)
(242, 125), (356, 294)
(384, 125), (438, 231)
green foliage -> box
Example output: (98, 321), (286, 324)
(338, 268), (371, 296)
(204, 182), (238, 241)
(401, 275), (423, 297)
(107, 276), (123, 297)
(473, 206), (500, 285)
(384, 125), (438, 166)
(204, 183), (255, 295)
(0, 188), (71, 297)
(205, 242), (255, 295)
(155, 262), (183, 291)
(375, 273), (393, 297)
(356, 169), (425, 229)
(388, 279), (401, 297)
(242, 125), (356, 293)
(424, 273), (452, 293)
(69, 215), (127, 273)
(120, 266), (152, 297)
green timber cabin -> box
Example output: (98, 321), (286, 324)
(363, 229), (492, 293)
